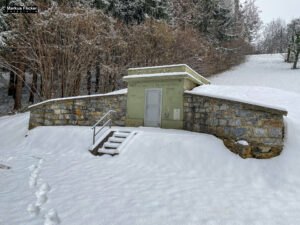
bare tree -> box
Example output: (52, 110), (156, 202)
(257, 18), (288, 54)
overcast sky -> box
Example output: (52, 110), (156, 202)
(255, 0), (300, 24)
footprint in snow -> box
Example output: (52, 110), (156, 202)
(27, 203), (40, 217)
(44, 209), (60, 225)
(29, 168), (41, 188)
(35, 182), (51, 206)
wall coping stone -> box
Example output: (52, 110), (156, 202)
(28, 89), (127, 109)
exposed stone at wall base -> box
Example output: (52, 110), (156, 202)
(29, 94), (127, 130)
(184, 94), (287, 159)
(223, 139), (283, 159)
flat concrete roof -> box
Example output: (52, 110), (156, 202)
(126, 64), (210, 85)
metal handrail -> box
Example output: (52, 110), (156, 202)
(91, 110), (116, 145)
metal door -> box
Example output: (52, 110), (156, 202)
(144, 88), (162, 127)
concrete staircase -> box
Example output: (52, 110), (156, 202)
(89, 130), (137, 156)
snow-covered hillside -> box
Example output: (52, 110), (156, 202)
(210, 54), (300, 93)
(1, 54), (300, 225)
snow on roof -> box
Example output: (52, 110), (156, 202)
(185, 85), (288, 113)
(128, 64), (210, 84)
(29, 88), (127, 109)
(128, 64), (188, 70)
(123, 72), (203, 84)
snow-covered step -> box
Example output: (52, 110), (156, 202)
(114, 132), (130, 138)
(108, 137), (125, 143)
(103, 142), (121, 149)
(90, 129), (137, 156)
(98, 148), (119, 155)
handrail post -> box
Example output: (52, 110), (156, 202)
(93, 127), (96, 145)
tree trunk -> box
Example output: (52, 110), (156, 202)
(40, 75), (43, 99)
(292, 50), (299, 69)
(87, 70), (91, 95)
(8, 71), (16, 96)
(95, 61), (100, 93)
(29, 71), (38, 103)
(286, 48), (291, 62)
(13, 64), (24, 110)
(234, 0), (240, 19)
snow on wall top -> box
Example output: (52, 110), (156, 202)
(28, 88), (127, 109)
(128, 64), (189, 70)
(185, 85), (288, 114)
(123, 72), (204, 84)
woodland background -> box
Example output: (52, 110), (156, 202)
(0, 0), (298, 114)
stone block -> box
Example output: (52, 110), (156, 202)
(77, 121), (90, 126)
(114, 121), (126, 126)
(186, 112), (193, 120)
(235, 110), (254, 117)
(50, 105), (59, 110)
(199, 119), (206, 125)
(205, 118), (217, 126)
(185, 122), (192, 130)
(224, 114), (232, 119)
(32, 113), (41, 118)
(213, 105), (220, 111)
(232, 128), (246, 137)
(257, 112), (271, 119)
(219, 119), (227, 126)
(59, 105), (67, 109)
(232, 104), (241, 109)
(45, 120), (53, 126)
(216, 112), (222, 118)
(224, 127), (231, 136)
(245, 119), (258, 126)
(199, 125), (208, 133)
(228, 119), (241, 127)
(204, 102), (209, 108)
(216, 127), (225, 137)
(254, 128), (266, 137)
(269, 127), (282, 138)
(262, 138), (281, 146)
(192, 124), (200, 132)
(220, 104), (228, 110)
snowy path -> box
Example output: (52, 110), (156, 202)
(1, 54), (300, 225)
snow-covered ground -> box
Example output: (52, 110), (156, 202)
(1, 54), (300, 225)
(210, 54), (300, 93)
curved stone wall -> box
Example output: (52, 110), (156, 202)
(183, 93), (287, 159)
(29, 94), (127, 130)
(28, 91), (288, 159)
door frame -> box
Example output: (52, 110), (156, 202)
(144, 88), (162, 127)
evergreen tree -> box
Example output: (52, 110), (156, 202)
(93, 0), (170, 24)
(193, 0), (236, 41)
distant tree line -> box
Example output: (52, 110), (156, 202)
(256, 18), (300, 69)
(0, 0), (261, 111)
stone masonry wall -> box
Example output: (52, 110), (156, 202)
(184, 94), (287, 159)
(29, 94), (127, 130)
